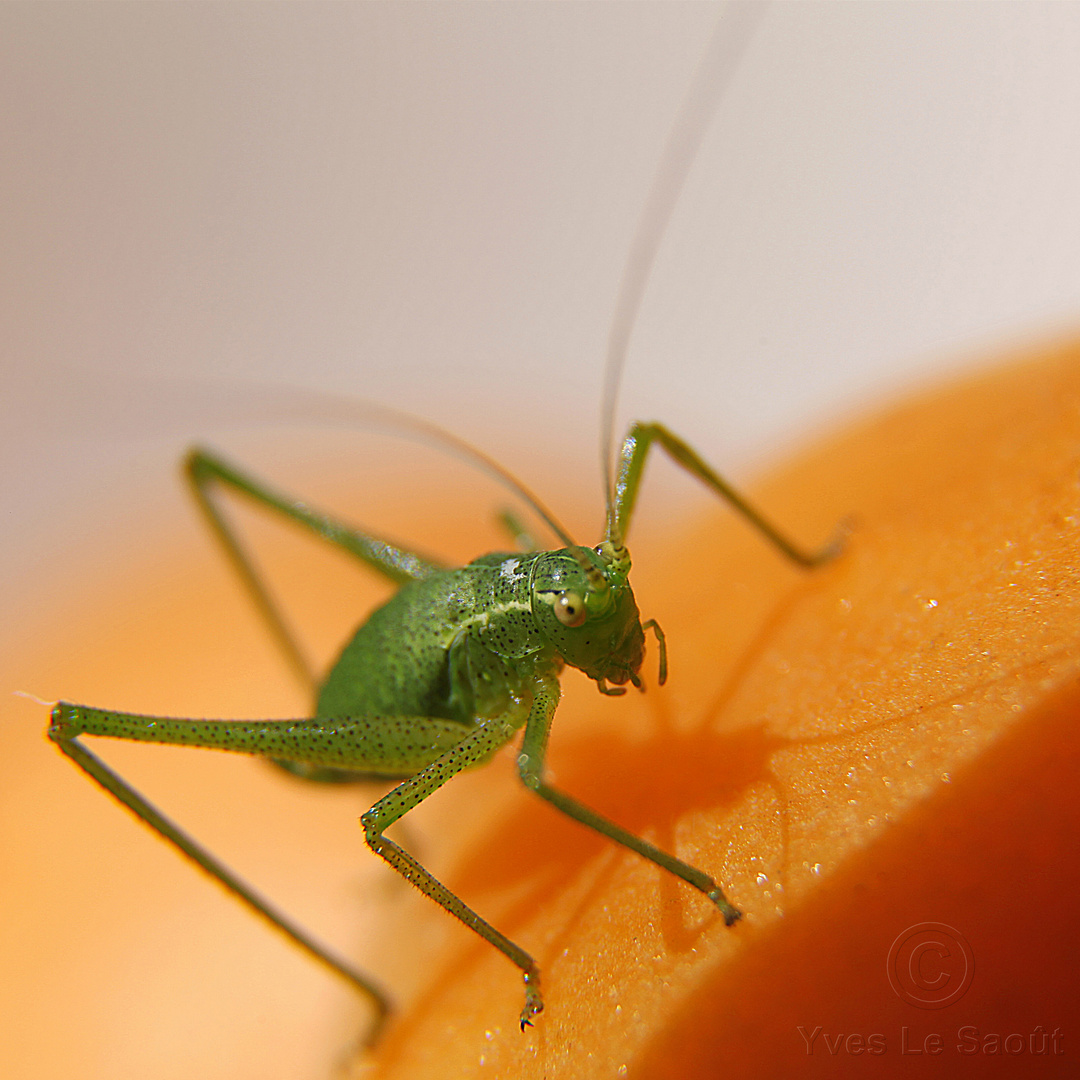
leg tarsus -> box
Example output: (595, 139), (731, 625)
(813, 513), (855, 566)
(520, 967), (544, 1031)
(708, 887), (743, 926)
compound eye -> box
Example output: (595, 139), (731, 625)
(553, 590), (586, 628)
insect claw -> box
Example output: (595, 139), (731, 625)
(813, 515), (854, 565)
(520, 969), (543, 1031)
(708, 887), (743, 926)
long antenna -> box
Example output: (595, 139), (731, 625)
(220, 382), (585, 551)
(599, 1), (768, 546)
(51, 363), (584, 549)
(209, 380), (614, 595)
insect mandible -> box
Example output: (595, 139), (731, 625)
(46, 4), (842, 1044)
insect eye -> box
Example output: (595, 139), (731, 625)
(553, 591), (586, 628)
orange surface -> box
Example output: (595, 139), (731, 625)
(365, 340), (1080, 1078)
(4, 341), (1080, 1079)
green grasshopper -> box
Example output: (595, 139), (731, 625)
(47, 5), (838, 1043)
(49, 422), (838, 1039)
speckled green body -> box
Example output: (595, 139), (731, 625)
(317, 547), (644, 745)
(319, 552), (551, 729)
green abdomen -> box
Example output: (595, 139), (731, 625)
(316, 573), (460, 722)
(316, 555), (553, 725)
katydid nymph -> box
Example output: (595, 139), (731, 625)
(47, 5), (841, 1045)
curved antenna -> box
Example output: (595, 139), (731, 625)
(225, 382), (584, 552)
(224, 383), (615, 595)
(214, 381), (613, 595)
(55, 368), (583, 551)
(600, 1), (768, 547)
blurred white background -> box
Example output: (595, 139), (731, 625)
(3, 2), (1080, 612)
(3, 4), (1080, 1079)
